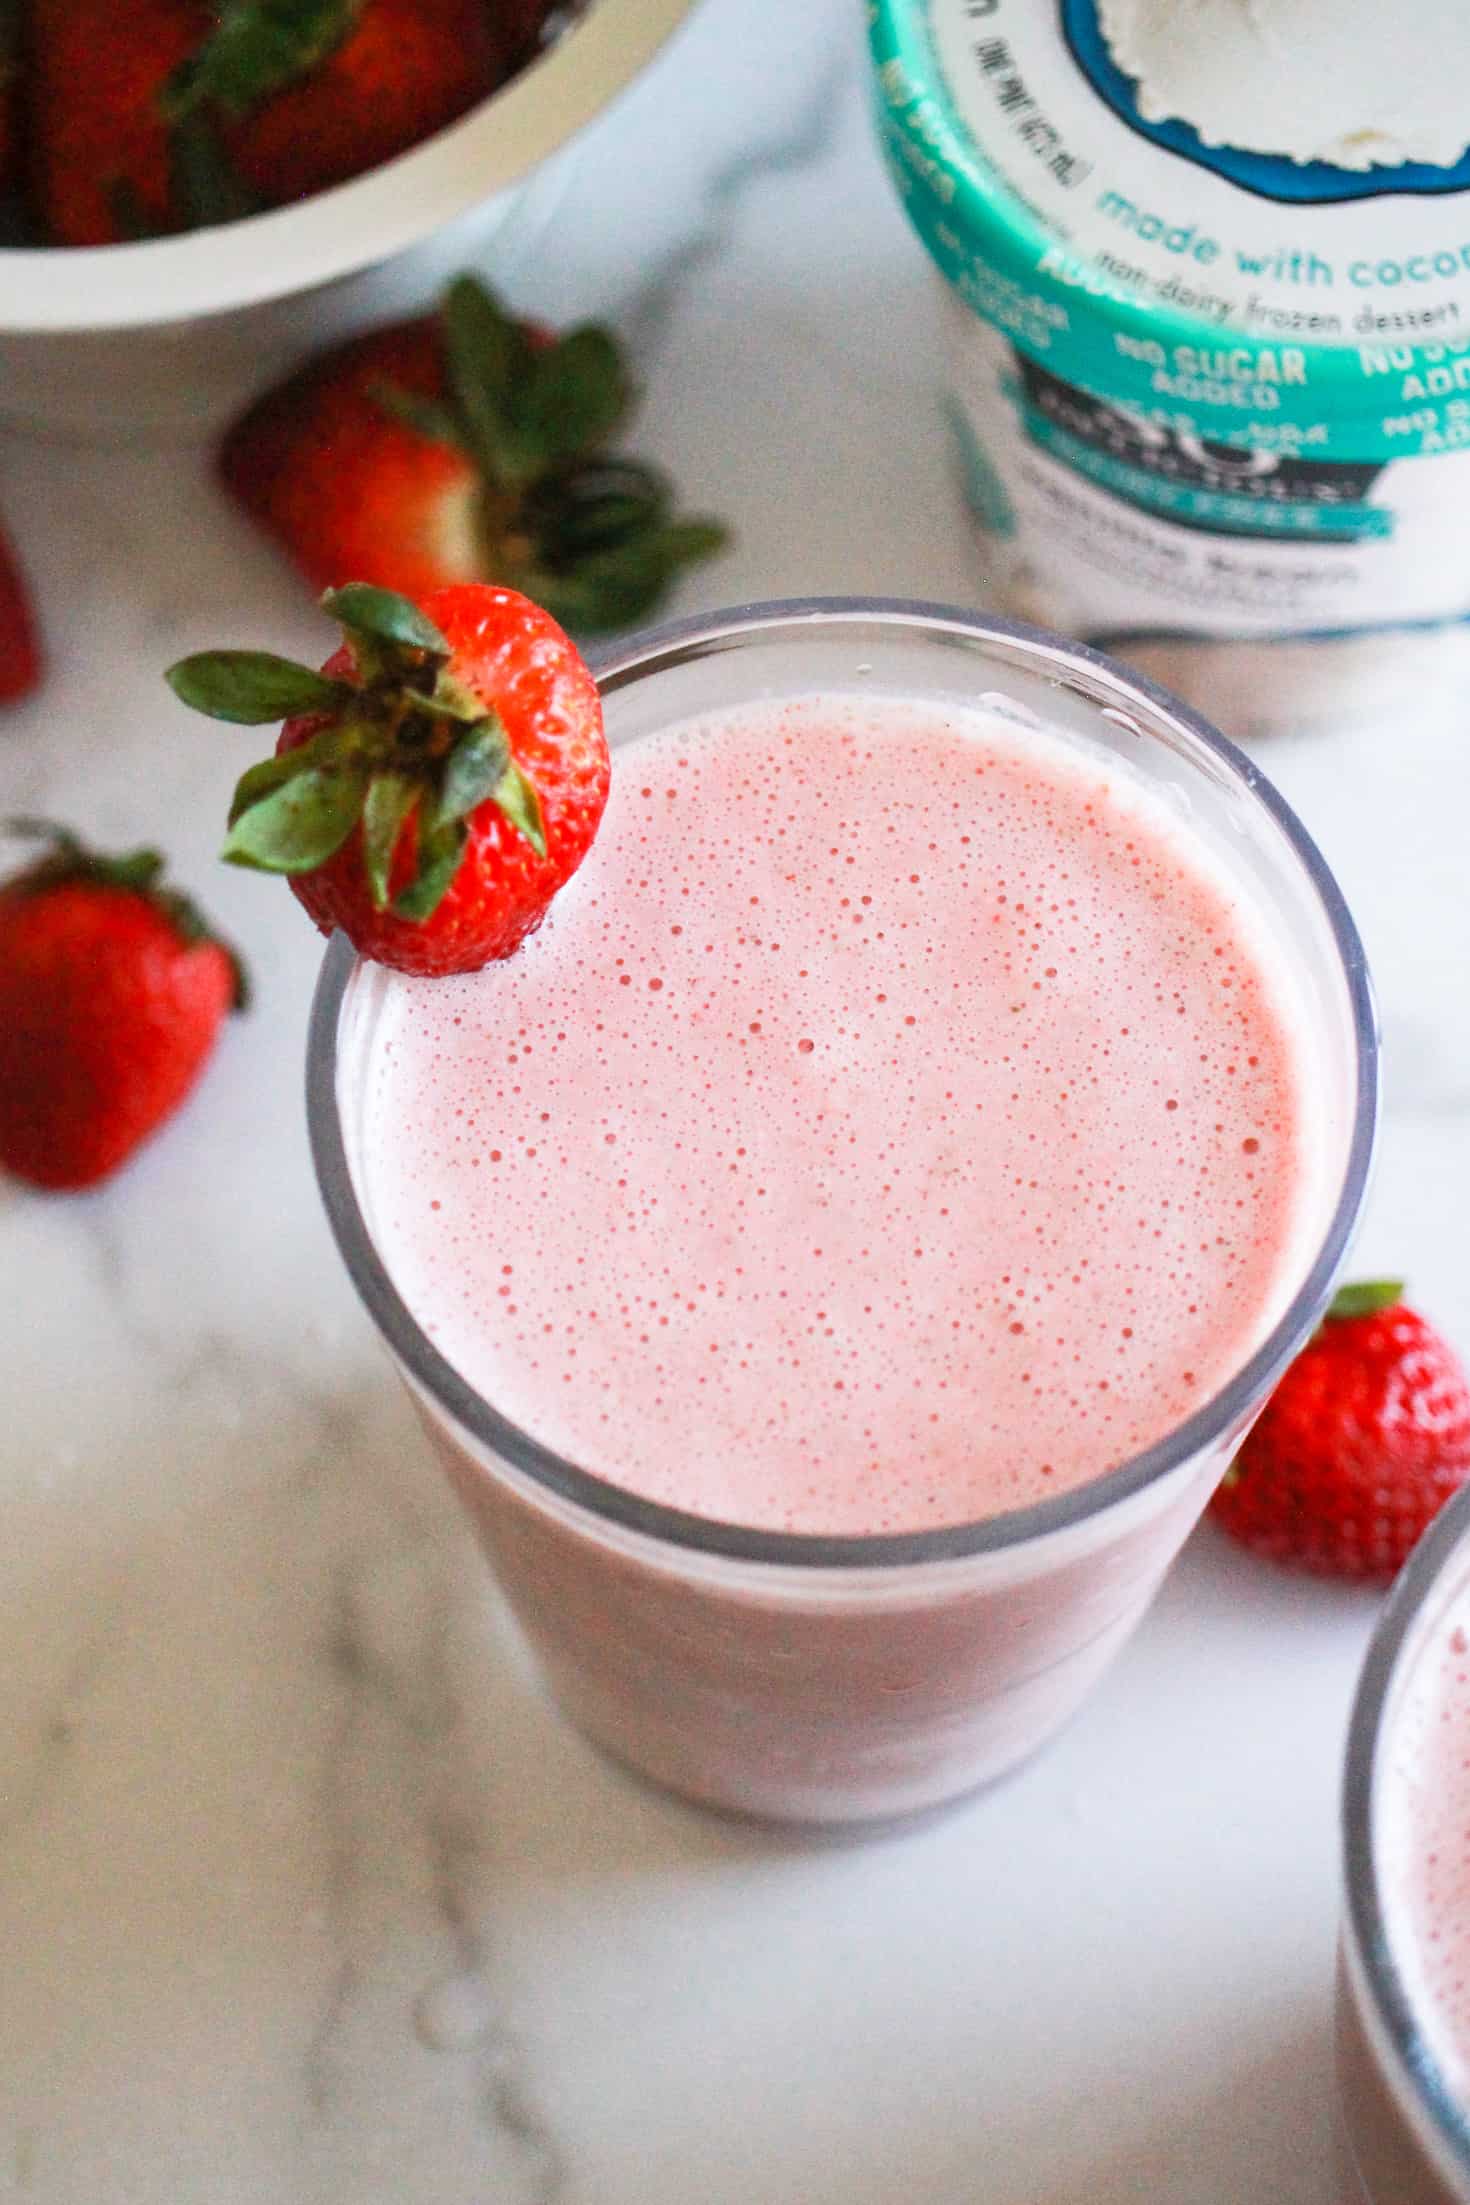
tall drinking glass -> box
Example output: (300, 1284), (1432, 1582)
(1339, 1487), (1470, 2203)
(308, 600), (1377, 1827)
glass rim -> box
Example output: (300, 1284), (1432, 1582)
(1343, 1482), (1470, 2187)
(305, 595), (1379, 1571)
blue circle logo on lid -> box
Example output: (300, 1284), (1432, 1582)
(1062, 0), (1470, 204)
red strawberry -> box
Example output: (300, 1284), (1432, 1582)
(219, 275), (727, 634)
(0, 0), (22, 198)
(30, 0), (505, 247)
(29, 0), (205, 245)
(222, 0), (503, 209)
(0, 514), (42, 705)
(1211, 1282), (1470, 1581)
(223, 320), (498, 606)
(0, 822), (246, 1189)
(166, 580), (609, 977)
(493, 0), (557, 68)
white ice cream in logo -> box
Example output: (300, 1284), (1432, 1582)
(1098, 0), (1470, 171)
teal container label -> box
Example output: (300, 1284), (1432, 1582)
(871, 0), (1470, 461)
(1022, 413), (1394, 538)
(872, 0), (1470, 646)
(1007, 356), (1395, 540)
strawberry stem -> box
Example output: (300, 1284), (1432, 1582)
(170, 584), (549, 921)
(165, 651), (346, 724)
(320, 583), (450, 660)
(1326, 1279), (1406, 1322)
(162, 0), (365, 122)
(370, 277), (729, 634)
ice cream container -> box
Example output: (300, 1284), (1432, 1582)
(869, 0), (1470, 737)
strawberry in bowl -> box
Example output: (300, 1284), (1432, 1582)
(27, 0), (550, 245)
(0, 0), (700, 439)
(0, 0), (20, 202)
(167, 579), (609, 976)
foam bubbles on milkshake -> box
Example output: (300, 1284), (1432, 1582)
(355, 695), (1309, 1534)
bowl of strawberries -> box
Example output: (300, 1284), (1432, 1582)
(0, 0), (696, 437)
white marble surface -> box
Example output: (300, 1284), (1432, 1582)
(0, 1), (1461, 2197)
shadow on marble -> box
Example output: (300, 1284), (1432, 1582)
(1172, 1510), (1387, 1636)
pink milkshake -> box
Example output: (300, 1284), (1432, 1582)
(1339, 1490), (1470, 2203)
(361, 695), (1310, 1524)
(312, 602), (1376, 1824)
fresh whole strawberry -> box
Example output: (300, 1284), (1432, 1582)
(166, 580), (609, 976)
(219, 275), (727, 634)
(0, 514), (42, 705)
(0, 0), (22, 199)
(218, 0), (503, 210)
(492, 0), (558, 68)
(29, 0), (208, 245)
(1211, 1282), (1470, 1581)
(30, 0), (504, 247)
(0, 822), (246, 1189)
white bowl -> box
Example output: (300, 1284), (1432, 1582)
(0, 0), (695, 440)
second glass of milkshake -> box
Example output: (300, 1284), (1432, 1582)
(1339, 1484), (1470, 2204)
(309, 600), (1377, 1827)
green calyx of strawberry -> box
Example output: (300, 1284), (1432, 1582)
(2, 818), (250, 1008)
(379, 277), (729, 632)
(106, 125), (260, 243)
(137, 0), (365, 237)
(165, 582), (546, 922)
(163, 0), (364, 122)
(1324, 1279), (1407, 1324)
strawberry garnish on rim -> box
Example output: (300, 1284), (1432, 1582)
(1210, 1280), (1470, 1582)
(219, 276), (728, 633)
(166, 580), (610, 977)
